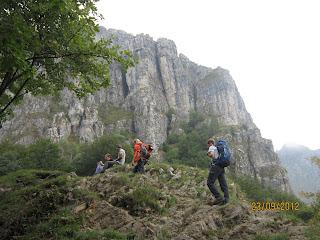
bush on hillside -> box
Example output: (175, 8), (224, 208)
(0, 141), (25, 175)
(74, 133), (133, 176)
(162, 111), (222, 168)
(0, 132), (133, 176)
(0, 140), (72, 175)
(25, 139), (72, 171)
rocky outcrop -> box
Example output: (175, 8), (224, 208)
(76, 165), (306, 240)
(230, 128), (290, 192)
(0, 167), (307, 240)
(0, 27), (290, 191)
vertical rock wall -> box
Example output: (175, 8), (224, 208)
(0, 27), (290, 192)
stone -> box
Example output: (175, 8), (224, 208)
(74, 202), (88, 213)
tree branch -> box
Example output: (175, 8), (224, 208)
(0, 78), (30, 116)
(0, 71), (13, 97)
(26, 52), (108, 61)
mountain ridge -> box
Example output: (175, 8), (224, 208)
(0, 27), (290, 192)
(278, 144), (320, 203)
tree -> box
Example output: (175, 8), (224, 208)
(311, 156), (320, 167)
(0, 0), (135, 125)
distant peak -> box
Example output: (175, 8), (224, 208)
(280, 143), (310, 151)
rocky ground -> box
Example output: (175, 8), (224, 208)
(76, 164), (307, 240)
(0, 163), (308, 240)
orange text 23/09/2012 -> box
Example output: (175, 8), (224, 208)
(251, 201), (299, 211)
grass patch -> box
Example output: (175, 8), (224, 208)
(305, 221), (320, 240)
(234, 174), (298, 202)
(114, 184), (165, 216)
(165, 195), (177, 208)
(110, 173), (130, 186)
(253, 233), (289, 240)
(233, 174), (315, 223)
(74, 229), (127, 240)
(21, 208), (83, 240)
(0, 169), (64, 188)
(21, 208), (128, 240)
(0, 169), (97, 240)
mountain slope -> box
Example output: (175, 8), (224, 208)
(0, 164), (307, 240)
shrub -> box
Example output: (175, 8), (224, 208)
(305, 195), (320, 239)
(74, 133), (133, 176)
(0, 170), (70, 239)
(0, 140), (72, 176)
(235, 175), (299, 202)
(162, 112), (221, 168)
(25, 139), (72, 171)
(0, 169), (101, 240)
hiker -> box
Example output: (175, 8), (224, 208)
(132, 139), (153, 173)
(132, 139), (143, 173)
(102, 153), (115, 171)
(116, 145), (126, 165)
(103, 145), (126, 170)
(94, 159), (104, 175)
(207, 138), (229, 205)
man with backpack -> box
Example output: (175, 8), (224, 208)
(132, 139), (153, 173)
(207, 139), (230, 205)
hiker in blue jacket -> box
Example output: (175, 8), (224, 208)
(207, 138), (229, 205)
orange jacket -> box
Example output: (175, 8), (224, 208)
(133, 142), (142, 163)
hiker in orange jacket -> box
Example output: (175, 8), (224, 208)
(132, 139), (142, 166)
(132, 139), (153, 173)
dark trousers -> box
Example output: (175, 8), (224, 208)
(207, 164), (229, 200)
(133, 159), (146, 173)
(101, 161), (119, 172)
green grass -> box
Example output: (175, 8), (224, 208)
(0, 169), (99, 240)
(0, 169), (64, 187)
(253, 233), (289, 240)
(305, 222), (320, 240)
(74, 229), (127, 240)
(113, 184), (165, 216)
(110, 172), (130, 186)
(232, 174), (316, 224)
(21, 208), (128, 240)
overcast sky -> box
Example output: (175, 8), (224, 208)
(96, 0), (320, 150)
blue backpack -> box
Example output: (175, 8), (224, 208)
(216, 140), (231, 167)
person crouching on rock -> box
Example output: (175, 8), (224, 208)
(94, 158), (105, 175)
(207, 138), (229, 205)
(102, 153), (114, 171)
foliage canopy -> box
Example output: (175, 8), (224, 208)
(0, 0), (135, 124)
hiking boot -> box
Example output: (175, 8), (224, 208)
(212, 197), (224, 205)
(219, 199), (229, 206)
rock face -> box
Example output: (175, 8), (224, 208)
(0, 27), (290, 192)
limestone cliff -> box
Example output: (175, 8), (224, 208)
(0, 27), (290, 192)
